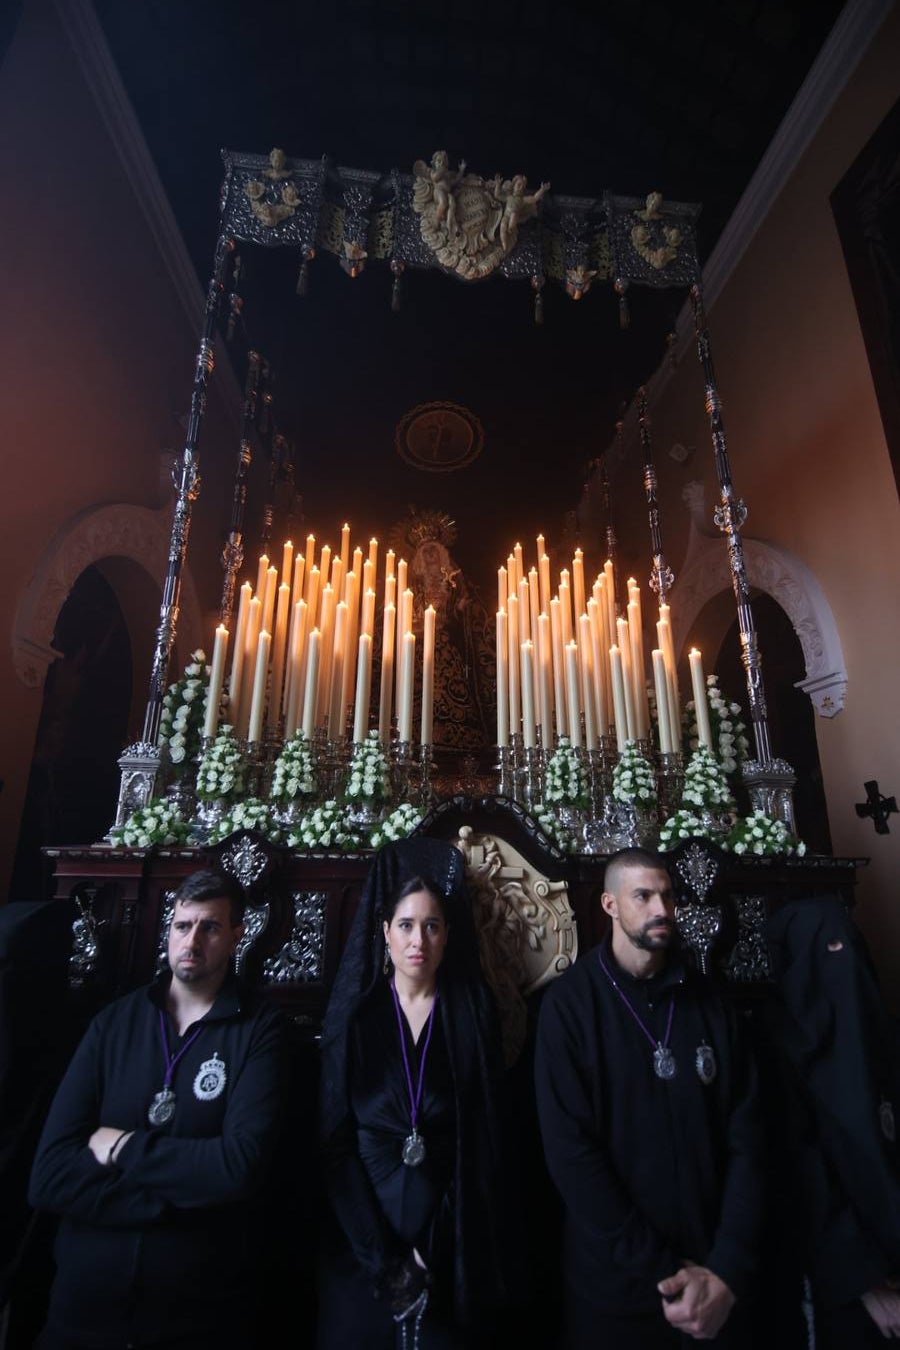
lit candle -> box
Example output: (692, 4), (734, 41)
(579, 613), (597, 750)
(572, 549), (586, 621)
(341, 571), (360, 720)
(281, 540), (294, 591)
(539, 553), (552, 615)
(617, 616), (637, 740)
(627, 598), (648, 741)
(268, 582), (291, 730)
(398, 632), (416, 742)
(262, 565), (278, 636)
(303, 535), (316, 592)
(507, 592), (521, 736)
(587, 598), (609, 737)
(203, 624), (229, 739)
(609, 645), (629, 749)
(301, 629), (321, 739)
(361, 587), (376, 639)
(378, 601), (396, 744)
(285, 600), (309, 738)
(368, 537), (378, 577)
(421, 605), (435, 746)
(528, 569), (540, 646)
(507, 551), (518, 598)
(238, 596), (262, 737)
(514, 542), (524, 590)
(330, 556), (344, 610)
(385, 574), (396, 609)
(255, 553), (269, 601)
(603, 559), (617, 631)
(550, 596), (568, 738)
(353, 633), (373, 744)
(247, 629), (271, 744)
(227, 582), (251, 724)
(340, 523), (351, 579)
(520, 639), (536, 750)
(536, 612), (553, 740)
(328, 601), (348, 741)
(316, 584), (335, 729)
(536, 533), (545, 571)
(652, 649), (673, 754)
(306, 565), (321, 627)
(385, 548), (396, 583)
(319, 543), (332, 589)
(362, 557), (374, 599)
(351, 546), (364, 595)
(657, 613), (681, 745)
(518, 576), (531, 642)
(498, 566), (508, 616)
(397, 557), (407, 597)
(689, 648), (715, 750)
(496, 610), (509, 748)
(565, 641), (582, 748)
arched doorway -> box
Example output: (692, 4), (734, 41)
(10, 567), (132, 900)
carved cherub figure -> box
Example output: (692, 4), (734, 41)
(636, 190), (664, 220)
(413, 150), (467, 238)
(264, 147), (290, 180)
(497, 174), (550, 253)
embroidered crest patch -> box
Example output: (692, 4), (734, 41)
(193, 1052), (227, 1102)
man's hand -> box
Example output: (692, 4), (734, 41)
(658, 1263), (735, 1340)
(862, 1287), (900, 1337)
(88, 1127), (133, 1167)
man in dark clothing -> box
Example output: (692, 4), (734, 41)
(29, 869), (285, 1350)
(535, 848), (761, 1349)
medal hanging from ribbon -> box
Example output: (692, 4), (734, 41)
(598, 951), (677, 1080)
(148, 1011), (205, 1125)
(390, 980), (439, 1167)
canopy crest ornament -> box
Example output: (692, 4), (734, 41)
(412, 151), (550, 280)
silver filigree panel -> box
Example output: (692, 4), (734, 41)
(725, 895), (771, 983)
(263, 891), (327, 984)
(219, 835), (270, 887)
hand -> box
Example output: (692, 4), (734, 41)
(87, 1127), (132, 1166)
(862, 1287), (900, 1337)
(658, 1264), (735, 1340)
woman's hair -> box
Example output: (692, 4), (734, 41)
(383, 874), (449, 926)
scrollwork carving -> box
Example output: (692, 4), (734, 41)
(264, 891), (326, 983)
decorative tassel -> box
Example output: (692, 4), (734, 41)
(531, 275), (545, 326)
(390, 259), (404, 313)
(225, 293), (243, 342)
(614, 277), (630, 330)
(296, 247), (315, 297)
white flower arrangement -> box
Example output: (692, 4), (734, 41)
(724, 810), (806, 857)
(286, 799), (365, 851)
(543, 737), (590, 809)
(612, 741), (658, 808)
(270, 731), (317, 802)
(196, 725), (247, 802)
(369, 803), (424, 849)
(533, 804), (581, 854)
(206, 797), (282, 845)
(682, 676), (750, 775)
(107, 799), (190, 849)
(158, 649), (211, 776)
(344, 730), (391, 804)
(681, 745), (734, 811)
(658, 809), (716, 850)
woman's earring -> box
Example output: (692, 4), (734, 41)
(383, 942), (392, 976)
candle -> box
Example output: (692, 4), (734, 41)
(328, 601), (348, 740)
(385, 574), (396, 609)
(281, 540), (294, 591)
(319, 543), (332, 589)
(290, 552), (305, 630)
(362, 557), (374, 599)
(353, 633), (373, 743)
(565, 641), (582, 748)
(397, 557), (407, 597)
(496, 610), (509, 748)
(317, 584), (335, 729)
(262, 565), (278, 636)
(572, 549), (586, 622)
(627, 599), (648, 741)
(507, 592), (521, 736)
(238, 596), (262, 737)
(285, 600), (309, 738)
(268, 582), (291, 730)
(652, 649), (673, 754)
(421, 605), (435, 746)
(340, 523), (351, 579)
(378, 602), (396, 744)
(255, 553), (269, 601)
(351, 546), (364, 596)
(518, 577), (531, 642)
(536, 533), (545, 571)
(559, 577), (573, 652)
(303, 535), (316, 593)
(507, 551), (518, 598)
(398, 632), (416, 742)
(579, 613), (597, 750)
(227, 582), (251, 724)
(361, 587), (376, 639)
(329, 556), (344, 610)
(550, 596), (567, 738)
(247, 629), (271, 744)
(520, 639), (536, 750)
(539, 553), (552, 615)
(689, 648), (715, 750)
(536, 612), (553, 739)
(604, 559), (617, 630)
(301, 629), (321, 739)
(203, 624), (229, 739)
(306, 564), (320, 624)
(609, 645), (629, 749)
(341, 572), (360, 721)
(514, 542), (524, 590)
(657, 614), (681, 745)
(587, 598), (609, 737)
(528, 569), (540, 646)
(617, 616), (637, 740)
(498, 566), (508, 616)
(385, 548), (396, 583)
(368, 537), (378, 577)
(396, 588), (413, 721)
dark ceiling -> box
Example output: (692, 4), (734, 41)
(86, 0), (845, 576)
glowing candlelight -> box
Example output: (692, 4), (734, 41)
(203, 624), (229, 740)
(301, 629), (321, 739)
(378, 601), (396, 744)
(353, 633), (373, 744)
(421, 605), (435, 746)
(247, 629), (271, 744)
(496, 610), (509, 748)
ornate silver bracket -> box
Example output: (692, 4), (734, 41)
(112, 741), (162, 829)
(674, 841), (723, 975)
(264, 891), (327, 983)
(218, 834), (271, 888)
(69, 890), (105, 989)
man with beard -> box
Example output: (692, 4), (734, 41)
(29, 869), (285, 1350)
(535, 848), (762, 1348)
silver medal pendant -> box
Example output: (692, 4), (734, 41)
(695, 1043), (717, 1086)
(881, 1099), (896, 1143)
(653, 1045), (677, 1080)
(401, 1130), (426, 1167)
(148, 1087), (176, 1126)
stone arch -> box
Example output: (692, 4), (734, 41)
(12, 503), (203, 699)
(672, 496), (846, 717)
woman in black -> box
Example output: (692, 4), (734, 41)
(317, 838), (505, 1349)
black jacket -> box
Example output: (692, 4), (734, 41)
(29, 975), (285, 1348)
(535, 936), (762, 1316)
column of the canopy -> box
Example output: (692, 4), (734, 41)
(220, 349), (261, 625)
